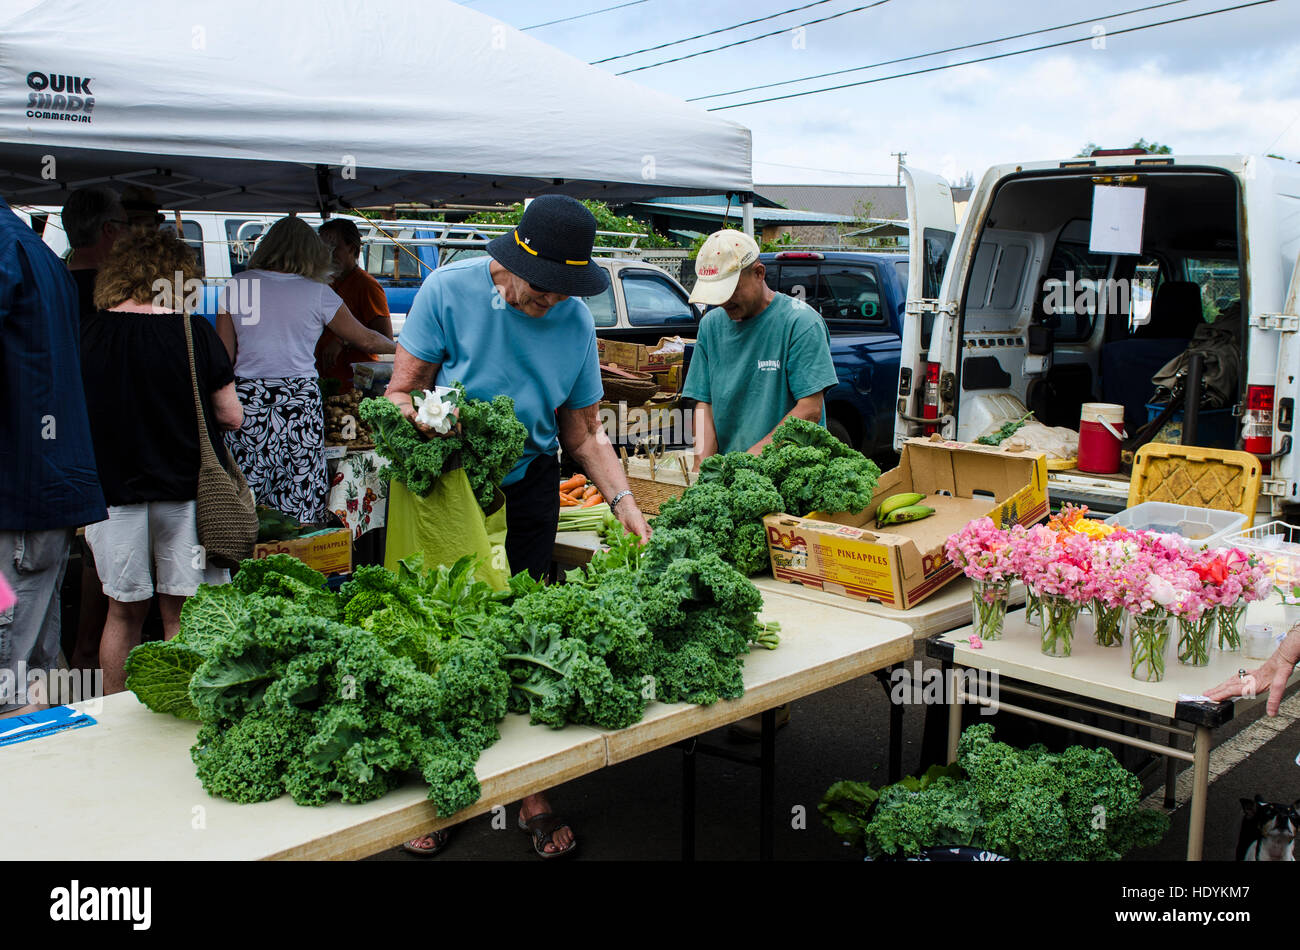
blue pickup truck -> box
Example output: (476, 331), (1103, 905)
(759, 250), (909, 462)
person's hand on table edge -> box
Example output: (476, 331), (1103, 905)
(1204, 628), (1300, 716)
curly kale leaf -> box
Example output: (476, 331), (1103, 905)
(486, 576), (652, 729)
(651, 468), (783, 576)
(360, 386), (526, 509)
(757, 419), (881, 516)
(957, 722), (1170, 861)
(862, 777), (984, 858)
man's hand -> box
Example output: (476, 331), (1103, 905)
(1205, 628), (1300, 715)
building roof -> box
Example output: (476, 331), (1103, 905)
(756, 184), (973, 220)
(626, 200), (856, 225)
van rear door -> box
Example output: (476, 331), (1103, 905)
(1258, 251), (1300, 503)
(895, 167), (958, 446)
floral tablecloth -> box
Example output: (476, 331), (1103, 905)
(327, 450), (390, 538)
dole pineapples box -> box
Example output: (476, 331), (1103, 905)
(763, 439), (1048, 610)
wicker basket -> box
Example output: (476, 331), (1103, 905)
(602, 377), (659, 405)
(626, 476), (688, 515)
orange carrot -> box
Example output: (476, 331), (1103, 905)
(582, 484), (598, 500)
(580, 493), (605, 508)
(559, 474), (587, 493)
(559, 491), (580, 504)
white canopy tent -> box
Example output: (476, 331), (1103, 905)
(0, 0), (753, 212)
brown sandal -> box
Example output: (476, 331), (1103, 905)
(400, 828), (452, 857)
(518, 812), (577, 859)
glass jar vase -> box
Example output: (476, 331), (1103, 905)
(1091, 598), (1126, 648)
(1130, 608), (1172, 682)
(1039, 593), (1079, 657)
(1216, 602), (1246, 654)
(1024, 586), (1042, 627)
(1177, 611), (1215, 667)
(971, 578), (1011, 641)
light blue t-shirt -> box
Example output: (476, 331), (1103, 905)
(397, 257), (605, 485)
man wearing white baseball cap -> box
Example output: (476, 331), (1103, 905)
(683, 229), (838, 466)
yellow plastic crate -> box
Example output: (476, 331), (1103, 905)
(1128, 443), (1262, 522)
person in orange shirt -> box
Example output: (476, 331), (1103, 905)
(315, 219), (394, 390)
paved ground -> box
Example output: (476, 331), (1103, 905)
(365, 651), (1300, 863)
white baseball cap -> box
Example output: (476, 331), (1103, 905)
(689, 230), (760, 306)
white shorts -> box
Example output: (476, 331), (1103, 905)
(84, 500), (230, 602)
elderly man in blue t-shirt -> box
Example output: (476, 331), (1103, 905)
(683, 230), (838, 466)
(386, 195), (649, 859)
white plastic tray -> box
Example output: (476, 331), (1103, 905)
(1104, 501), (1247, 547)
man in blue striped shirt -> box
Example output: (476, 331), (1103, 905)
(0, 194), (106, 716)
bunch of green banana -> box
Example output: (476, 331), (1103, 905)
(752, 621), (781, 650)
(874, 492), (936, 527)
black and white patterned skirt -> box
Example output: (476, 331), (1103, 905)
(225, 376), (328, 524)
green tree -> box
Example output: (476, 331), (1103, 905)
(464, 200), (675, 249)
(1076, 139), (1173, 157)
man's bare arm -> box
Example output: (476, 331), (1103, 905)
(692, 402), (719, 471)
(745, 391), (827, 455)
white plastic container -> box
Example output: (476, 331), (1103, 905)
(1104, 501), (1248, 547)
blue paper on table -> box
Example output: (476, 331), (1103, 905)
(0, 705), (96, 747)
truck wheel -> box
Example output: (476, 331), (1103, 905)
(827, 418), (856, 450)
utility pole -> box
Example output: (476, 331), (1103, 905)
(891, 151), (907, 186)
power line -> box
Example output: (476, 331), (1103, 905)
(615, 0), (893, 75)
(688, 0), (1192, 102)
(523, 0), (648, 30)
(708, 0), (1276, 110)
(592, 0), (837, 64)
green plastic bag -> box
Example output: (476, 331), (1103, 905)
(384, 468), (510, 590)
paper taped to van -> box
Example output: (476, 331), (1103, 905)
(1090, 185), (1146, 255)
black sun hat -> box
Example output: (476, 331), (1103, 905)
(486, 195), (611, 297)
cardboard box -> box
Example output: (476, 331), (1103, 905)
(253, 527), (353, 577)
(763, 439), (1049, 610)
(597, 336), (694, 372)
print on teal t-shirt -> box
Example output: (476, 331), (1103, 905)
(396, 257), (605, 485)
(682, 293), (838, 455)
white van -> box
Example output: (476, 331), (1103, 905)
(894, 154), (1300, 515)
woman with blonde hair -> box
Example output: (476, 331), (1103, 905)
(216, 216), (394, 522)
(81, 229), (243, 693)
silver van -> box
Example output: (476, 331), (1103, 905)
(894, 155), (1300, 514)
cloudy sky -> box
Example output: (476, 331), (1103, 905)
(469, 0), (1300, 187)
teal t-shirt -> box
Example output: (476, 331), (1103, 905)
(682, 293), (839, 454)
(396, 257), (605, 485)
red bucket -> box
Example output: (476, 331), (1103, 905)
(1078, 403), (1126, 474)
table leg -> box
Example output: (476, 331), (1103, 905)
(946, 667), (962, 764)
(1186, 725), (1211, 862)
(1164, 728), (1179, 811)
(873, 666), (904, 784)
(760, 708), (775, 862)
(681, 740), (696, 862)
